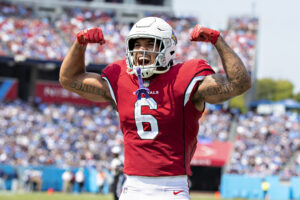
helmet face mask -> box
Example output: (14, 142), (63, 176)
(126, 17), (177, 79)
(132, 38), (162, 68)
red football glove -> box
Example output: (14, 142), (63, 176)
(76, 27), (105, 45)
(190, 24), (220, 44)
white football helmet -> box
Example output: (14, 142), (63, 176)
(126, 17), (177, 78)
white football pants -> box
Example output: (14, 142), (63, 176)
(119, 175), (190, 200)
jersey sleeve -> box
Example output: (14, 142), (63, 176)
(193, 59), (215, 77)
(183, 59), (215, 107)
(101, 61), (122, 82)
(100, 60), (124, 105)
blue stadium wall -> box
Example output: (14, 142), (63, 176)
(220, 174), (300, 200)
(2, 164), (300, 199)
(0, 165), (112, 194)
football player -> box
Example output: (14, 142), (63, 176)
(60, 17), (251, 200)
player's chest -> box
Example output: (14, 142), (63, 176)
(116, 78), (184, 122)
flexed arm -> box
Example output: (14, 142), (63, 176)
(190, 25), (251, 107)
(59, 28), (113, 103)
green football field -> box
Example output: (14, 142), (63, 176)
(0, 192), (244, 200)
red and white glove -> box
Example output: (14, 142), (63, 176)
(76, 27), (105, 45)
(190, 24), (220, 45)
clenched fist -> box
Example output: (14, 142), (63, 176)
(190, 25), (220, 44)
(76, 27), (105, 45)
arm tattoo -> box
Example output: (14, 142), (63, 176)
(70, 81), (107, 96)
(201, 82), (233, 97)
(195, 37), (251, 104)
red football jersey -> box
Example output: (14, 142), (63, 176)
(101, 59), (215, 176)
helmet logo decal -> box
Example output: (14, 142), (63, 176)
(171, 30), (177, 44)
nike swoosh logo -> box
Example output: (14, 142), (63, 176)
(173, 190), (184, 195)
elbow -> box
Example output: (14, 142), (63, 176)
(246, 79), (252, 91)
(59, 69), (65, 87)
(231, 74), (252, 96)
(244, 75), (252, 91)
(59, 76), (65, 87)
(237, 76), (252, 95)
(243, 78), (252, 92)
(59, 76), (70, 89)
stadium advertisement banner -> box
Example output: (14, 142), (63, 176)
(191, 141), (233, 167)
(35, 81), (109, 106)
(0, 78), (18, 101)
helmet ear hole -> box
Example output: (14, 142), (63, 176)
(129, 39), (136, 50)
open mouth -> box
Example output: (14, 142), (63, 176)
(137, 56), (151, 66)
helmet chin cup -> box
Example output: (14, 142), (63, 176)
(136, 66), (154, 79)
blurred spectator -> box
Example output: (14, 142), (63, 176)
(96, 168), (105, 194)
(261, 179), (270, 200)
(110, 146), (123, 200)
(0, 169), (6, 190)
(10, 167), (19, 192)
(23, 169), (42, 191)
(62, 169), (74, 193)
(75, 167), (85, 193)
(30, 170), (42, 191)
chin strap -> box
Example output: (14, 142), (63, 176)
(135, 67), (150, 100)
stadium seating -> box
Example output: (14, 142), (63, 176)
(0, 2), (258, 74)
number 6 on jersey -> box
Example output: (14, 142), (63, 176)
(134, 97), (158, 139)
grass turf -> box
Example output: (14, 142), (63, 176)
(0, 192), (244, 200)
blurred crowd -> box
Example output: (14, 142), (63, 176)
(0, 100), (123, 171)
(1, 99), (299, 180)
(226, 111), (300, 179)
(0, 100), (122, 192)
(197, 109), (233, 142)
(0, 2), (258, 73)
